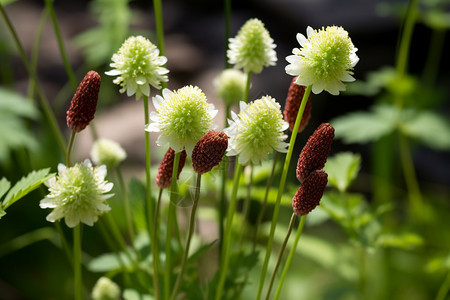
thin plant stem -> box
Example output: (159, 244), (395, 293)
(170, 173), (202, 300)
(153, 188), (164, 291)
(359, 245), (367, 299)
(215, 162), (243, 300)
(224, 0), (231, 68)
(103, 214), (134, 264)
(243, 72), (252, 103)
(265, 213), (297, 300)
(54, 222), (73, 265)
(115, 166), (135, 247)
(256, 85), (312, 300)
(165, 151), (181, 300)
(73, 224), (83, 300)
(273, 216), (306, 300)
(253, 152), (279, 251)
(435, 269), (450, 300)
(66, 131), (76, 167)
(153, 0), (167, 90)
(422, 28), (445, 87)
(44, 0), (77, 89)
(0, 3), (66, 154)
(238, 164), (253, 249)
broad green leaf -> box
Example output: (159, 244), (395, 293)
(0, 177), (11, 200)
(345, 66), (396, 96)
(401, 109), (450, 150)
(88, 251), (133, 272)
(0, 88), (38, 118)
(123, 289), (154, 300)
(2, 168), (54, 210)
(375, 233), (424, 250)
(324, 152), (361, 192)
(332, 104), (397, 144)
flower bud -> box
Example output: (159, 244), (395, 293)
(292, 169), (328, 216)
(283, 76), (312, 132)
(192, 130), (228, 174)
(156, 148), (187, 189)
(91, 276), (120, 300)
(90, 138), (127, 168)
(296, 123), (334, 183)
(67, 71), (101, 132)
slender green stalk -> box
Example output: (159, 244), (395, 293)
(215, 162), (243, 300)
(153, 0), (167, 90)
(54, 222), (73, 265)
(238, 164), (253, 249)
(0, 3), (66, 154)
(435, 269), (450, 300)
(44, 0), (77, 89)
(103, 214), (134, 264)
(224, 0), (231, 68)
(358, 246), (367, 299)
(243, 72), (252, 103)
(273, 216), (306, 300)
(165, 152), (181, 300)
(115, 166), (135, 246)
(66, 131), (76, 167)
(265, 213), (297, 300)
(73, 225), (83, 300)
(422, 28), (445, 87)
(256, 85), (312, 300)
(153, 188), (164, 295)
(170, 173), (202, 300)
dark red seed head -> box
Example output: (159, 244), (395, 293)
(67, 71), (101, 132)
(192, 130), (228, 174)
(156, 148), (187, 189)
(296, 123), (335, 183)
(292, 169), (328, 216)
(283, 77), (312, 132)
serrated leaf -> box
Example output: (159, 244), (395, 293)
(401, 109), (450, 150)
(375, 233), (424, 250)
(324, 152), (361, 192)
(0, 177), (11, 200)
(332, 104), (397, 144)
(2, 169), (54, 210)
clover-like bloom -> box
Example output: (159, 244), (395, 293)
(90, 138), (127, 168)
(214, 69), (247, 106)
(145, 86), (218, 155)
(224, 96), (289, 165)
(227, 18), (277, 74)
(91, 277), (120, 300)
(40, 160), (113, 228)
(285, 26), (359, 95)
(106, 35), (169, 100)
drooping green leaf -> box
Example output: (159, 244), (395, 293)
(375, 233), (424, 250)
(324, 152), (361, 192)
(332, 104), (397, 144)
(2, 168), (54, 210)
(0, 177), (11, 200)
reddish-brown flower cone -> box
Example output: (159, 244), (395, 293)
(192, 130), (228, 174)
(292, 169), (328, 216)
(156, 148), (187, 189)
(283, 76), (312, 132)
(67, 71), (101, 132)
(296, 123), (335, 183)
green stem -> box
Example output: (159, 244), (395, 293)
(243, 72), (252, 103)
(44, 0), (77, 89)
(265, 213), (297, 300)
(153, 188), (163, 295)
(66, 131), (76, 167)
(238, 164), (253, 249)
(115, 166), (135, 246)
(422, 28), (445, 87)
(103, 214), (134, 264)
(54, 222), (73, 265)
(395, 0), (418, 79)
(215, 162), (243, 300)
(273, 216), (306, 300)
(359, 246), (366, 299)
(0, 3), (66, 154)
(435, 269), (450, 300)
(73, 225), (83, 300)
(256, 85), (312, 300)
(219, 104), (231, 259)
(153, 0), (167, 90)
(224, 0), (231, 68)
(170, 173), (202, 300)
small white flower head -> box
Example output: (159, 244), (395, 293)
(91, 277), (121, 300)
(214, 69), (247, 106)
(227, 18), (277, 74)
(90, 138), (127, 168)
(145, 86), (218, 155)
(285, 26), (359, 95)
(224, 96), (289, 165)
(40, 160), (113, 228)
(105, 35), (169, 100)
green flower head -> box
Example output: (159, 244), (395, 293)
(224, 96), (289, 165)
(227, 18), (277, 74)
(91, 277), (120, 300)
(106, 35), (169, 100)
(214, 69), (247, 106)
(145, 86), (218, 155)
(90, 138), (127, 168)
(40, 160), (113, 228)
(286, 26), (359, 95)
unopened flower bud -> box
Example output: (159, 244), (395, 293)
(67, 71), (101, 132)
(192, 130), (228, 174)
(292, 169), (328, 216)
(296, 123), (334, 183)
(91, 138), (127, 168)
(283, 76), (312, 132)
(156, 148), (187, 189)
(91, 276), (120, 300)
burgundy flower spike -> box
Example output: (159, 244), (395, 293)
(156, 148), (187, 189)
(283, 76), (312, 132)
(192, 130), (228, 174)
(292, 169), (328, 216)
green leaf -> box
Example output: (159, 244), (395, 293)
(324, 152), (361, 192)
(401, 109), (450, 150)
(88, 251), (133, 272)
(331, 104), (397, 144)
(0, 177), (11, 200)
(2, 169), (54, 210)
(375, 233), (424, 250)
(0, 207), (5, 219)
(123, 289), (155, 300)
(345, 66), (397, 96)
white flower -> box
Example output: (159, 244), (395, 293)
(214, 69), (247, 105)
(224, 96), (289, 165)
(106, 36), (169, 100)
(145, 86), (218, 155)
(91, 277), (121, 300)
(91, 138), (127, 167)
(40, 160), (113, 228)
(285, 26), (359, 95)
